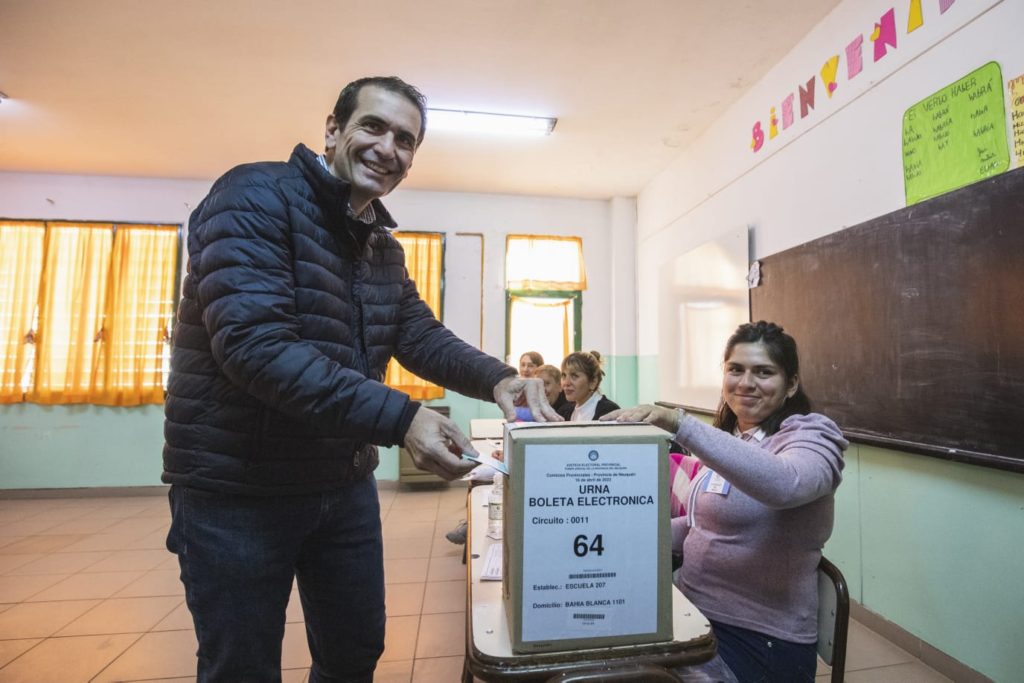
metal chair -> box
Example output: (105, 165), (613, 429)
(817, 556), (850, 683)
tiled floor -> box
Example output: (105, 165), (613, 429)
(0, 484), (951, 682)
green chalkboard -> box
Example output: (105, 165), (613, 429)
(902, 61), (1009, 205)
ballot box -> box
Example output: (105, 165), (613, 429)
(501, 421), (673, 654)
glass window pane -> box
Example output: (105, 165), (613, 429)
(508, 295), (575, 367)
(506, 235), (587, 290)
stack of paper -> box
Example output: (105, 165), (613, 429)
(480, 543), (503, 581)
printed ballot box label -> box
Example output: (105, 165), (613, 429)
(520, 442), (659, 642)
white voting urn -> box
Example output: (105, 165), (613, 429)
(501, 421), (673, 654)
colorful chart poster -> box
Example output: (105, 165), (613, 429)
(902, 62), (1009, 205)
(1008, 73), (1024, 168)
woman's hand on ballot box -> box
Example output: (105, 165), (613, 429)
(601, 404), (681, 433)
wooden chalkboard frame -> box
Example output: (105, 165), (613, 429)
(751, 167), (1024, 474)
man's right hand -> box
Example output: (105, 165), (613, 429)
(493, 376), (563, 423)
(402, 408), (478, 481)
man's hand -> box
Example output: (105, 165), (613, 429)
(493, 376), (563, 423)
(600, 404), (681, 433)
(403, 408), (478, 481)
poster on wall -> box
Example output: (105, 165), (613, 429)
(1008, 73), (1024, 168)
(902, 61), (1009, 205)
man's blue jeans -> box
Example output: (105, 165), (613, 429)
(166, 478), (384, 683)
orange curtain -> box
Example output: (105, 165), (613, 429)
(27, 224), (113, 404)
(385, 232), (444, 400)
(0, 221), (46, 403)
(505, 234), (587, 291)
(90, 225), (179, 405)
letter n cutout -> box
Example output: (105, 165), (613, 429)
(799, 77), (816, 118)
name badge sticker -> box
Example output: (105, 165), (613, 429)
(704, 471), (731, 495)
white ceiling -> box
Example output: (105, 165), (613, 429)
(0, 0), (840, 199)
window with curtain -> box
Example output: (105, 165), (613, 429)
(0, 220), (180, 406)
(507, 292), (580, 369)
(505, 234), (586, 367)
(384, 231), (445, 401)
(506, 234), (587, 291)
(91, 225), (180, 405)
(0, 222), (45, 403)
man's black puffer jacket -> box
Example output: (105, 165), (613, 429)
(163, 144), (515, 495)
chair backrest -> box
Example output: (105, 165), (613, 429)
(469, 418), (505, 439)
(817, 556), (850, 683)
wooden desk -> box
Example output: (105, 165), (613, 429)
(463, 485), (715, 682)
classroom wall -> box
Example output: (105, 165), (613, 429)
(635, 1), (1024, 680)
(0, 171), (635, 486)
(0, 173), (209, 489)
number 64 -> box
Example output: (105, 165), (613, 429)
(573, 534), (604, 557)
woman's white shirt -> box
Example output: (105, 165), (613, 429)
(571, 392), (603, 422)
(735, 425), (766, 443)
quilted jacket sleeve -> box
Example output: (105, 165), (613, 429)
(191, 168), (415, 447)
(391, 277), (516, 401)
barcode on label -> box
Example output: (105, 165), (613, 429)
(572, 613), (605, 620)
(568, 572), (616, 579)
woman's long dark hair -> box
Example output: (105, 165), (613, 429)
(713, 321), (812, 436)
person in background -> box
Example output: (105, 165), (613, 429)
(602, 321), (847, 682)
(513, 351), (546, 419)
(534, 363), (568, 413)
(518, 350), (544, 378)
(558, 350), (619, 421)
(444, 358), (565, 544)
(162, 75), (560, 682)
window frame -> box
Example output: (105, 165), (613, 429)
(504, 289), (582, 364)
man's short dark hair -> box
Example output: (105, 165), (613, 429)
(333, 76), (428, 146)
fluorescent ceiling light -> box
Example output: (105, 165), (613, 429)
(427, 108), (556, 136)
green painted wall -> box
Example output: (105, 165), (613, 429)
(604, 354), (638, 410)
(637, 354), (661, 405)
(0, 391), (505, 488)
(0, 404), (166, 489)
(837, 445), (1024, 682)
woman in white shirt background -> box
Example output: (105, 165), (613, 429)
(557, 350), (619, 421)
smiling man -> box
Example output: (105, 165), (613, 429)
(324, 84), (422, 214)
(163, 76), (559, 682)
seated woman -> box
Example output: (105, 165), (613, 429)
(518, 350), (544, 378)
(534, 364), (569, 414)
(558, 350), (619, 421)
(447, 352), (553, 545)
(602, 321), (847, 682)
(513, 351), (545, 416)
